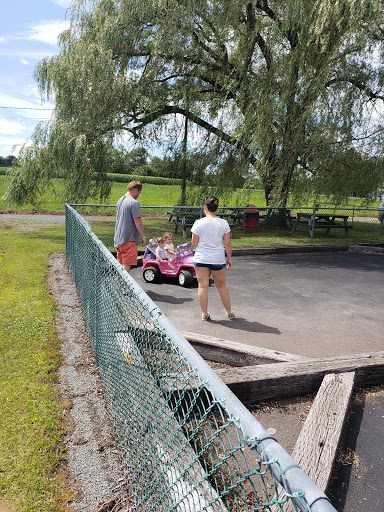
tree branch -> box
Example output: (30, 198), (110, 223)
(325, 77), (384, 101)
(195, 12), (229, 63)
(255, 0), (279, 24)
(242, 3), (272, 71)
(128, 105), (256, 164)
(255, 33), (272, 70)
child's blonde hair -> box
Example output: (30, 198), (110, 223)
(163, 232), (173, 239)
(157, 237), (165, 244)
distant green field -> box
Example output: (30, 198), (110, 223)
(0, 175), (180, 211)
(0, 174), (381, 213)
(0, 175), (266, 212)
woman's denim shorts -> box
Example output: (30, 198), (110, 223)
(193, 262), (226, 271)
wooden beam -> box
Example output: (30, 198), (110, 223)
(215, 351), (384, 404)
(271, 372), (355, 512)
(183, 331), (308, 366)
(293, 372), (355, 491)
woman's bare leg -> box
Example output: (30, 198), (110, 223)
(211, 268), (232, 315)
(194, 266), (211, 317)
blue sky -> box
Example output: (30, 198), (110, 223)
(0, 0), (70, 157)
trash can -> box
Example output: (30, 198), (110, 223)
(244, 205), (259, 233)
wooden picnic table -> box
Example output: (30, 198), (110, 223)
(216, 208), (243, 225)
(292, 212), (353, 236)
(220, 207), (293, 226)
(254, 208), (295, 227)
(167, 207), (238, 238)
(167, 208), (203, 238)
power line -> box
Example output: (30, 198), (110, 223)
(0, 106), (53, 110)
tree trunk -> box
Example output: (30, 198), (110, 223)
(180, 116), (188, 206)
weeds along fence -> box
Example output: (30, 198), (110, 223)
(65, 203), (337, 512)
(71, 204), (383, 252)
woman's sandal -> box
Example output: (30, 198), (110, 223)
(202, 313), (211, 321)
(227, 312), (235, 319)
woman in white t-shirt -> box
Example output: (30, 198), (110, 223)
(191, 196), (234, 321)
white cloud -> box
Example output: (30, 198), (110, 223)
(19, 57), (29, 65)
(0, 91), (53, 109)
(3, 19), (70, 47)
(0, 120), (26, 135)
(0, 47), (56, 59)
(51, 0), (72, 7)
(0, 139), (31, 157)
(27, 20), (70, 46)
(0, 92), (54, 123)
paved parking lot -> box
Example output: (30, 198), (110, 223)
(132, 252), (384, 359)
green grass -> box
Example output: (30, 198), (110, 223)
(0, 175), (266, 212)
(0, 223), (69, 512)
(0, 176), (188, 211)
(1, 174), (382, 213)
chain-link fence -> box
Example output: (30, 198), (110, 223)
(72, 204), (383, 252)
(66, 203), (337, 512)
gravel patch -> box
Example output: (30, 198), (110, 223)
(48, 253), (132, 512)
(0, 213), (110, 230)
(0, 213), (66, 230)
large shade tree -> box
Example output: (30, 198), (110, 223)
(7, 0), (384, 206)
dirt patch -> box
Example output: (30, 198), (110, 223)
(48, 253), (132, 512)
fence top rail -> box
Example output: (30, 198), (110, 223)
(69, 202), (381, 213)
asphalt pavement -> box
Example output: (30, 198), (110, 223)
(132, 252), (384, 359)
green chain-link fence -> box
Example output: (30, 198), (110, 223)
(71, 204), (384, 252)
(66, 203), (338, 512)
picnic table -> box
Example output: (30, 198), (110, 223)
(216, 208), (243, 225)
(167, 207), (237, 238)
(292, 212), (353, 236)
(255, 208), (295, 227)
(219, 207), (294, 227)
(167, 208), (203, 237)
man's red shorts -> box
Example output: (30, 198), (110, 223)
(116, 241), (138, 266)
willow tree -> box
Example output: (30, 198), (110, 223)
(7, 0), (384, 206)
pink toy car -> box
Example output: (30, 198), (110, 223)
(142, 240), (196, 287)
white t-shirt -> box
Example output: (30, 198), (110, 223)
(165, 242), (175, 258)
(191, 217), (230, 264)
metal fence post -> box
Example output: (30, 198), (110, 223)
(310, 205), (317, 245)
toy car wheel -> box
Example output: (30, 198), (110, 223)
(178, 270), (193, 287)
(143, 266), (160, 283)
